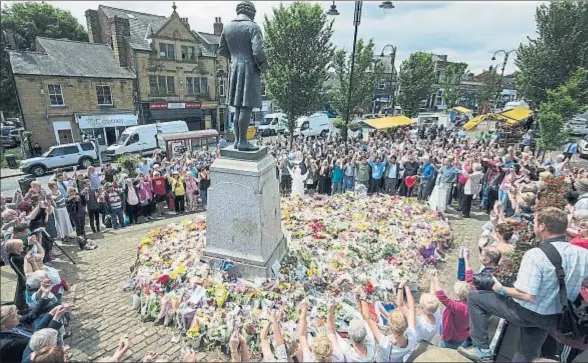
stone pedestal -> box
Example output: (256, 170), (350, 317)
(205, 147), (286, 279)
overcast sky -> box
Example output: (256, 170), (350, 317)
(5, 1), (544, 74)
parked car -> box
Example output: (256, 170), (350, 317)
(564, 116), (588, 135)
(578, 135), (588, 158)
(19, 142), (98, 176)
(0, 128), (23, 148)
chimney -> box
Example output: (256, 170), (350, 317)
(181, 17), (190, 28)
(85, 9), (101, 44)
(213, 17), (223, 36)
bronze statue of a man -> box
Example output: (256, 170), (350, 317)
(218, 1), (268, 151)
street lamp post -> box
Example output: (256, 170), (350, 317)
(381, 44), (397, 115)
(327, 1), (394, 144)
(490, 49), (516, 110)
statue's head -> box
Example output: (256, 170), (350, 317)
(236, 1), (256, 20)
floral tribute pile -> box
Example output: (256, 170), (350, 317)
(125, 194), (452, 357)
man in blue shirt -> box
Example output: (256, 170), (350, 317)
(368, 156), (387, 194)
(563, 140), (578, 162)
(384, 155), (400, 195)
(417, 155), (436, 202)
(439, 157), (460, 208)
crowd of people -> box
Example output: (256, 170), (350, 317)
(1, 123), (588, 362)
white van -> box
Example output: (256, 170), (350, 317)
(417, 112), (454, 131)
(105, 121), (188, 158)
(257, 113), (287, 136)
(288, 113), (333, 138)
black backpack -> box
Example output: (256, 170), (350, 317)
(539, 242), (588, 349)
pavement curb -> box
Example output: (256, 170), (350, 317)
(0, 170), (25, 179)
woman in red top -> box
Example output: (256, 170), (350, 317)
(569, 219), (588, 250)
(151, 171), (167, 217)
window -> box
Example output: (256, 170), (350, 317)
(149, 75), (175, 95)
(51, 145), (79, 156)
(377, 83), (387, 90)
(96, 85), (113, 106)
(48, 84), (64, 106)
(186, 77), (208, 95)
(181, 46), (195, 61)
(186, 77), (194, 95)
(261, 80), (266, 96)
(126, 133), (139, 145)
(166, 77), (175, 94)
(149, 76), (158, 95)
(159, 43), (175, 59)
(80, 142), (95, 151)
(219, 78), (225, 97)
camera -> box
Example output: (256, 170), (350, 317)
(472, 271), (495, 291)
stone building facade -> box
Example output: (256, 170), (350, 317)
(85, 5), (229, 132)
(8, 37), (137, 151)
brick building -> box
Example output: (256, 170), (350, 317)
(85, 4), (229, 132)
(8, 37), (137, 151)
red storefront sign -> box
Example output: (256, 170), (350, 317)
(149, 102), (202, 110)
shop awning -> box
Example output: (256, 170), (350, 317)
(451, 106), (473, 114)
(498, 106), (533, 123)
(363, 115), (415, 130)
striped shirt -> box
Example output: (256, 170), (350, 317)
(51, 192), (66, 209)
(106, 191), (122, 209)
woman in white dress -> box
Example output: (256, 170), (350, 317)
(47, 181), (74, 240)
(288, 165), (307, 198)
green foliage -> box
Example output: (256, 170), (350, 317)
(396, 52), (436, 118)
(0, 2), (88, 116)
(438, 62), (468, 108)
(476, 70), (503, 110)
(328, 38), (380, 140)
(116, 154), (142, 178)
(263, 2), (334, 139)
(538, 68), (588, 150)
(348, 122), (361, 132)
(515, 1), (588, 104)
(0, 147), (24, 168)
(333, 118), (361, 132)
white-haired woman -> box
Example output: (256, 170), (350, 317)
(288, 165), (307, 198)
(333, 294), (375, 362)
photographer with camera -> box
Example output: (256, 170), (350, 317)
(463, 247), (501, 291)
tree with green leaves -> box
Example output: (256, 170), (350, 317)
(515, 1), (588, 105)
(396, 52), (435, 118)
(537, 68), (588, 151)
(1, 2), (88, 116)
(329, 38), (381, 140)
(439, 62), (468, 109)
(263, 2), (334, 141)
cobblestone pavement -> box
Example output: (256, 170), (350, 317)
(1, 204), (487, 362)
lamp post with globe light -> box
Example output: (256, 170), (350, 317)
(381, 44), (397, 115)
(490, 49), (516, 110)
(326, 1), (395, 141)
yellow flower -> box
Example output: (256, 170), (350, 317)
(187, 327), (200, 339)
(177, 264), (186, 274)
(170, 272), (179, 280)
(141, 237), (154, 246)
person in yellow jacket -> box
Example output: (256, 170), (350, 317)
(168, 170), (186, 213)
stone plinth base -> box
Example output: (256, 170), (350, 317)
(205, 153), (286, 279)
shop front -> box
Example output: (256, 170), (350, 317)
(143, 102), (218, 131)
(75, 113), (138, 152)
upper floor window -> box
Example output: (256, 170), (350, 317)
(219, 78), (226, 97)
(261, 80), (266, 96)
(181, 46), (195, 61)
(159, 43), (175, 59)
(149, 75), (176, 95)
(377, 83), (387, 90)
(186, 77), (208, 95)
(48, 84), (64, 106)
(96, 85), (113, 106)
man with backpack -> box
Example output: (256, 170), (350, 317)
(459, 207), (588, 362)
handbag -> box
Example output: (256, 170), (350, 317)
(539, 242), (588, 349)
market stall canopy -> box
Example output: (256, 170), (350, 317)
(463, 114), (489, 130)
(451, 106), (472, 114)
(363, 115), (415, 130)
(498, 106), (533, 123)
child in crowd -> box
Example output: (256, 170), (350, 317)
(364, 281), (417, 362)
(430, 270), (471, 349)
(414, 292), (441, 343)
